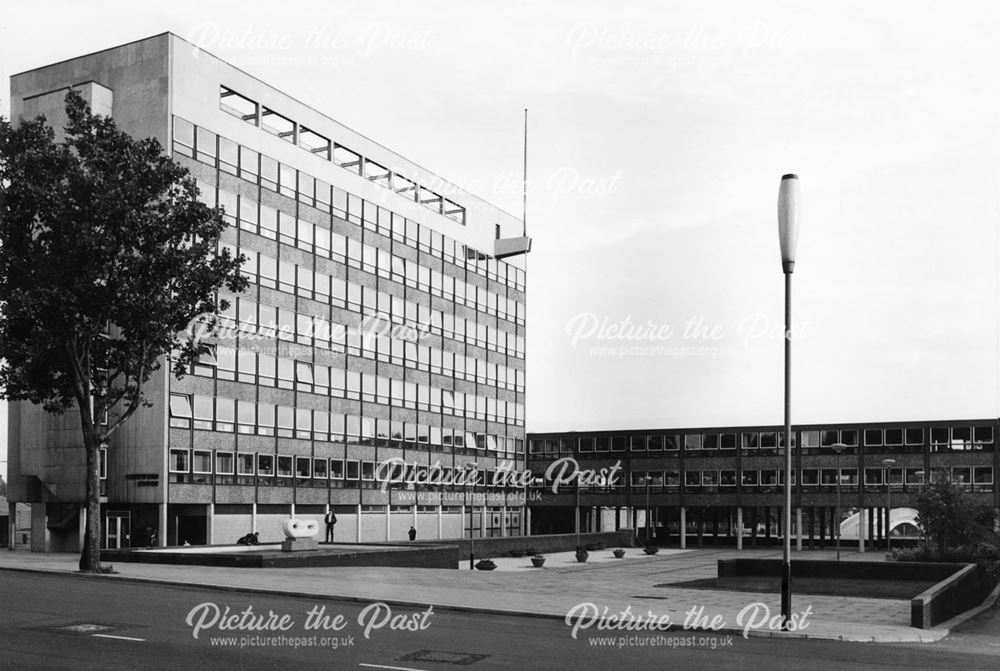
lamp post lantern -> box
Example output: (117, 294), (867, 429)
(882, 458), (896, 552)
(777, 173), (799, 628)
(831, 443), (847, 560)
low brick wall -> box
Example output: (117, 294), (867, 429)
(911, 563), (1000, 628)
(411, 529), (636, 558)
(717, 557), (997, 629)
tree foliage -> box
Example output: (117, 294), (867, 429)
(0, 91), (246, 571)
(914, 476), (997, 557)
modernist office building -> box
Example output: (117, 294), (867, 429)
(526, 418), (1000, 548)
(8, 33), (528, 550)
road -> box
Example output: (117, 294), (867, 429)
(0, 570), (996, 670)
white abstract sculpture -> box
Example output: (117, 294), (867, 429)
(282, 518), (319, 539)
(280, 517), (319, 552)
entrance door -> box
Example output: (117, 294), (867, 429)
(104, 512), (131, 549)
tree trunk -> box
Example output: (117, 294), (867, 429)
(78, 426), (107, 573)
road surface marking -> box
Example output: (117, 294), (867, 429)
(359, 664), (428, 671)
(92, 634), (146, 642)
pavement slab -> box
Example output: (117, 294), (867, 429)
(0, 546), (952, 643)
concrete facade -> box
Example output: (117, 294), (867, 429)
(527, 417), (1000, 550)
(8, 33), (528, 551)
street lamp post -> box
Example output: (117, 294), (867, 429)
(777, 174), (800, 628)
(882, 458), (896, 553)
(576, 479), (582, 552)
(645, 475), (652, 545)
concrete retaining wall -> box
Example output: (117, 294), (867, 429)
(717, 557), (997, 629)
(412, 529), (636, 558)
(911, 563), (1000, 628)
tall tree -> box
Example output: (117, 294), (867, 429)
(0, 91), (245, 572)
(915, 476), (997, 555)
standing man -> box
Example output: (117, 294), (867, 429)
(324, 509), (337, 543)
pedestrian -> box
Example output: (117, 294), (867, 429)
(324, 509), (337, 543)
(408, 526), (417, 541)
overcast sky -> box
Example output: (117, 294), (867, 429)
(2, 1), (1000, 479)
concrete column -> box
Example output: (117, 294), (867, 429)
(461, 504), (467, 538)
(356, 504), (362, 542)
(680, 507), (687, 549)
(437, 504), (443, 539)
(207, 503), (215, 545)
(480, 505), (486, 539)
(736, 507), (743, 551)
(525, 507), (532, 536)
(796, 507), (803, 552)
(412, 501), (418, 535)
(385, 504), (391, 542)
(500, 505), (507, 537)
(858, 507), (866, 553)
(159, 502), (169, 548)
(8, 502), (15, 551)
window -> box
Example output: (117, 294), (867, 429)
(258, 454), (275, 477)
(952, 427), (972, 450)
(169, 449), (190, 473)
(237, 400), (256, 434)
(196, 127), (216, 164)
(313, 459), (328, 479)
(219, 136), (238, 175)
(684, 434), (702, 451)
(216, 397), (235, 432)
(277, 456), (293, 477)
(258, 403), (275, 436)
(240, 146), (259, 182)
(864, 429), (883, 446)
(193, 395), (213, 430)
(172, 117), (194, 157)
(193, 450), (212, 474)
(236, 453), (254, 477)
(216, 452), (234, 475)
(295, 456), (311, 478)
(169, 394), (192, 428)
